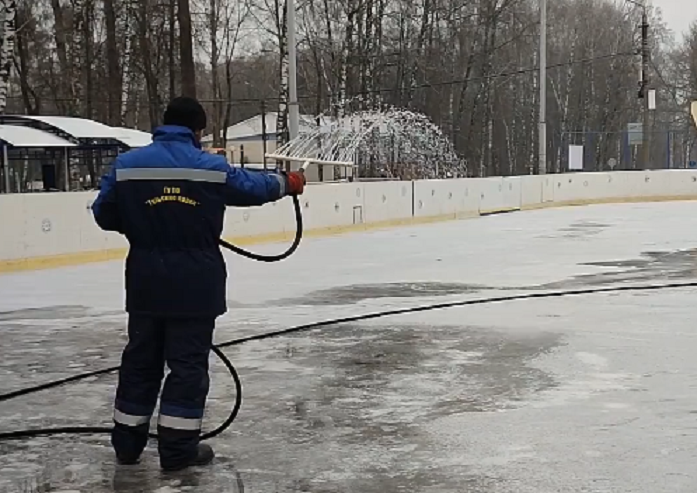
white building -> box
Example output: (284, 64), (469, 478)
(200, 112), (331, 165)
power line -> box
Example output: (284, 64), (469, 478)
(7, 51), (635, 107)
(405, 52), (635, 91)
(228, 50), (635, 103)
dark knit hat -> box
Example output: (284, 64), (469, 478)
(163, 96), (207, 132)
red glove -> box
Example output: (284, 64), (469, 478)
(286, 171), (306, 195)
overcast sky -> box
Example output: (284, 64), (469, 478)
(654, 0), (697, 40)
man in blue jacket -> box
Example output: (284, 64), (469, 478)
(92, 97), (305, 471)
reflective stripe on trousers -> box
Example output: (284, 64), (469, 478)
(158, 414), (203, 431)
(114, 409), (151, 427)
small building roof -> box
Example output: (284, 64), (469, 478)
(112, 127), (152, 148)
(201, 112), (333, 143)
(7, 115), (121, 139)
(0, 125), (76, 148)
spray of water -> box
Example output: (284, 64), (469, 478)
(273, 107), (465, 179)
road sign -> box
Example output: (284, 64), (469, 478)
(691, 101), (696, 129)
(627, 123), (643, 146)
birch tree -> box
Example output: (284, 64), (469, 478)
(0, 0), (16, 114)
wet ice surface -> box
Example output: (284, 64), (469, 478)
(3, 202), (697, 491)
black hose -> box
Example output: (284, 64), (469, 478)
(2, 191), (697, 442)
(0, 346), (241, 441)
(218, 194), (302, 262)
(3, 278), (697, 441)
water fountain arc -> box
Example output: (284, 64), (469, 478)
(267, 107), (464, 180)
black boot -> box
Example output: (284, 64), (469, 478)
(116, 454), (140, 466)
(161, 443), (215, 472)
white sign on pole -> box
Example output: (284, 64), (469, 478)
(627, 122), (643, 146)
(569, 145), (584, 171)
(648, 89), (656, 111)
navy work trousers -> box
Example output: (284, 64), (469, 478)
(111, 314), (215, 469)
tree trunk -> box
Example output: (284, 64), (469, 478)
(277, 0), (289, 150)
(49, 0), (74, 114)
(82, 0), (95, 120)
(136, 0), (163, 126)
(0, 0), (16, 114)
(104, 0), (121, 124)
(168, 0), (176, 99)
(178, 0), (196, 97)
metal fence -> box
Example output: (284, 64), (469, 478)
(558, 129), (697, 172)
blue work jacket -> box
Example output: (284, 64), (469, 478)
(92, 125), (288, 317)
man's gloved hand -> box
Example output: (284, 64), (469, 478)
(286, 171), (306, 196)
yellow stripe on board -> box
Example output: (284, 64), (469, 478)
(2, 194), (697, 275)
(0, 213), (478, 275)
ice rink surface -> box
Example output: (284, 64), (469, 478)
(3, 201), (697, 492)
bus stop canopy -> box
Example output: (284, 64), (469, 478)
(0, 124), (76, 148)
(3, 115), (120, 140)
(0, 116), (153, 150)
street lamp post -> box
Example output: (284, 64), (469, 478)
(539, 0), (547, 174)
(287, 0), (299, 150)
(626, 0), (651, 169)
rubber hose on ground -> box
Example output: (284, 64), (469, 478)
(2, 280), (697, 441)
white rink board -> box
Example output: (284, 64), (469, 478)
(2, 170), (697, 266)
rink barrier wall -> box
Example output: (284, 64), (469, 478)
(2, 169), (697, 274)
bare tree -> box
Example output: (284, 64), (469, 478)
(1, 0), (694, 176)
